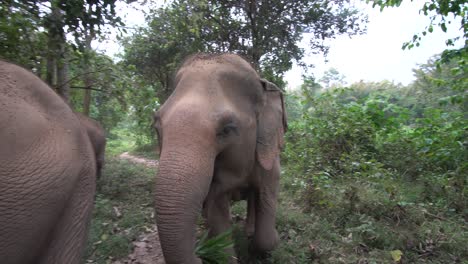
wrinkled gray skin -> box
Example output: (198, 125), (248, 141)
(0, 60), (96, 264)
(76, 112), (106, 179)
(153, 54), (287, 264)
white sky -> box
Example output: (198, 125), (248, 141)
(285, 1), (464, 89)
(95, 1), (464, 89)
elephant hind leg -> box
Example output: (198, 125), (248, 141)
(39, 164), (96, 264)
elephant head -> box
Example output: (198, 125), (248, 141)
(153, 53), (287, 264)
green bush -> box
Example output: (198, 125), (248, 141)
(283, 84), (466, 213)
(275, 80), (467, 263)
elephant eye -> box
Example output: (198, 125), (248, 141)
(217, 123), (238, 138)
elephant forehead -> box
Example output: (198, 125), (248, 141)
(173, 70), (262, 112)
(178, 59), (258, 85)
(167, 88), (253, 118)
(162, 97), (215, 127)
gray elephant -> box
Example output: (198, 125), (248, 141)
(76, 112), (107, 179)
(153, 53), (287, 263)
(0, 60), (96, 264)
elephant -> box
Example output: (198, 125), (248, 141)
(0, 60), (96, 264)
(153, 53), (287, 264)
(76, 112), (107, 179)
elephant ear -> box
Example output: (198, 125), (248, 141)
(256, 79), (288, 171)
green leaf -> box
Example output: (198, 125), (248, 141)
(440, 22), (447, 32)
(195, 229), (234, 264)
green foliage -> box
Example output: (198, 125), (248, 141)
(266, 176), (468, 263)
(68, 51), (130, 129)
(276, 55), (467, 263)
(195, 230), (235, 264)
(284, 56), (467, 211)
(284, 92), (304, 124)
(121, 4), (203, 102)
(291, 92), (464, 208)
(0, 2), (46, 70)
(172, 0), (368, 78)
(412, 54), (468, 115)
(1, 0), (124, 65)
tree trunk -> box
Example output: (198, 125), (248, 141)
(82, 5), (95, 116)
(246, 0), (261, 69)
(46, 44), (56, 87)
(47, 5), (69, 103)
(56, 38), (70, 103)
(82, 30), (94, 116)
(83, 87), (92, 116)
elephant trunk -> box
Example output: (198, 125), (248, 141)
(155, 144), (215, 264)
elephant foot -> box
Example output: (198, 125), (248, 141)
(247, 243), (273, 263)
(188, 256), (203, 264)
(251, 228), (279, 253)
(164, 254), (202, 264)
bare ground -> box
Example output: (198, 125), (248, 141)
(119, 152), (159, 168)
(113, 152), (165, 264)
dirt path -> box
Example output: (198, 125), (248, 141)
(119, 152), (159, 168)
(112, 225), (165, 264)
(113, 152), (165, 264)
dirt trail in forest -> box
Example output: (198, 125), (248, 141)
(113, 152), (165, 264)
(118, 152), (159, 168)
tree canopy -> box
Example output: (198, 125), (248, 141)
(122, 0), (368, 98)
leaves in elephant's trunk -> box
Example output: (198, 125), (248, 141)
(195, 229), (235, 264)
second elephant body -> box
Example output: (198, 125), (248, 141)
(153, 53), (287, 264)
(76, 112), (107, 179)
